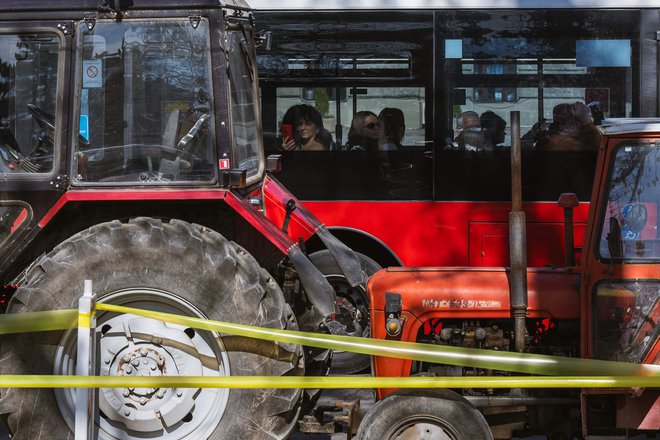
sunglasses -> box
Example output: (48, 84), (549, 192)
(365, 123), (378, 129)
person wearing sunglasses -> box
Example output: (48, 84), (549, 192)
(345, 111), (380, 151)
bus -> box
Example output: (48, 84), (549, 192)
(252, 0), (660, 271)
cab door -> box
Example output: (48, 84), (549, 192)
(0, 21), (73, 282)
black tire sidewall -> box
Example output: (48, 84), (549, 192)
(356, 392), (493, 440)
(308, 250), (381, 375)
(0, 218), (302, 440)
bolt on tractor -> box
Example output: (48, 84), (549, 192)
(360, 114), (659, 439)
(0, 0), (376, 438)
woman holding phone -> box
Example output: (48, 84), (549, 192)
(280, 104), (334, 151)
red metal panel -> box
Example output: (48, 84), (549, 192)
(303, 200), (590, 268)
(35, 188), (297, 255)
(262, 174), (320, 242)
(469, 222), (587, 267)
(38, 189), (230, 228)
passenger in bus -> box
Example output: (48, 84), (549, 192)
(378, 107), (405, 150)
(345, 110), (381, 151)
(521, 118), (549, 148)
(536, 102), (599, 151)
(480, 111), (507, 150)
(280, 104), (334, 151)
(454, 110), (482, 151)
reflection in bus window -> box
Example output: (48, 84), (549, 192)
(0, 34), (60, 174)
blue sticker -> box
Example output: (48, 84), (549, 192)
(79, 115), (89, 141)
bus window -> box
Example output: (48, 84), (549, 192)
(268, 87), (426, 150)
(255, 6), (645, 268)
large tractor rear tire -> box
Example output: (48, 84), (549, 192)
(0, 218), (303, 440)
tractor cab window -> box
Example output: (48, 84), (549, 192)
(227, 26), (263, 184)
(599, 143), (660, 261)
(0, 33), (60, 175)
(74, 19), (215, 184)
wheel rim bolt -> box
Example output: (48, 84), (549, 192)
(156, 390), (165, 399)
(176, 390), (183, 397)
(151, 364), (157, 371)
(122, 388), (130, 397)
(131, 359), (140, 367)
(139, 397), (148, 406)
(122, 355), (131, 363)
(104, 357), (111, 364)
(140, 348), (148, 357)
(125, 366), (133, 374)
(124, 409), (131, 416)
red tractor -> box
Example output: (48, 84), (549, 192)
(0, 0), (373, 438)
(361, 115), (659, 439)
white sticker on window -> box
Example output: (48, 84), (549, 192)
(82, 60), (102, 88)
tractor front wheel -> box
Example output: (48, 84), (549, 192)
(0, 218), (303, 440)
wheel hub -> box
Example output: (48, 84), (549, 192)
(53, 289), (231, 440)
(99, 316), (206, 433)
(115, 346), (167, 402)
(336, 297), (363, 335)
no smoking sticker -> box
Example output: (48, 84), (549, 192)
(83, 60), (102, 88)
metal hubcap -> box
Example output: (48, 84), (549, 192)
(390, 416), (457, 440)
(54, 288), (230, 440)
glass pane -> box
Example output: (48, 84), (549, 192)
(273, 86), (425, 150)
(594, 281), (659, 362)
(0, 33), (59, 174)
(451, 87), (537, 149)
(270, 86), (431, 201)
(599, 144), (660, 261)
(227, 29), (262, 181)
(0, 205), (28, 250)
(75, 20), (215, 184)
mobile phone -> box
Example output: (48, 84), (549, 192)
(282, 124), (293, 141)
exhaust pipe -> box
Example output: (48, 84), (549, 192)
(509, 111), (528, 353)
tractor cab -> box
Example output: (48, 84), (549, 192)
(0, 0), (263, 259)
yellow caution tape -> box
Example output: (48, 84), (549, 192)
(0, 309), (77, 334)
(1, 304), (658, 382)
(96, 303), (660, 378)
(78, 311), (92, 329)
(0, 375), (658, 389)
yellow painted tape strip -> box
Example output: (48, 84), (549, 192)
(2, 304), (658, 379)
(0, 309), (77, 334)
(97, 303), (660, 378)
(1, 375), (658, 389)
(78, 311), (91, 329)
